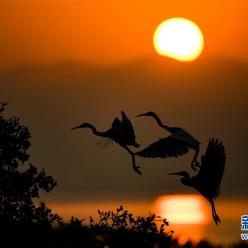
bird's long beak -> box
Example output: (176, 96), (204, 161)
(136, 113), (146, 117)
(71, 125), (80, 130)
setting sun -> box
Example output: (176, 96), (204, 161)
(153, 195), (210, 224)
(153, 18), (204, 62)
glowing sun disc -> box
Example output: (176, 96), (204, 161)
(153, 18), (204, 62)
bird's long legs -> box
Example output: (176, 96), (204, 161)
(210, 199), (221, 225)
(121, 145), (142, 175)
(191, 147), (200, 170)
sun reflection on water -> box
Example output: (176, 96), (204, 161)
(153, 194), (210, 243)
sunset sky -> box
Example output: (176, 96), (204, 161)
(0, 0), (248, 69)
(0, 1), (248, 242)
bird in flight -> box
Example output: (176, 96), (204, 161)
(71, 111), (141, 175)
(135, 111), (200, 170)
(169, 138), (226, 225)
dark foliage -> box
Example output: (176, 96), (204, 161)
(51, 206), (172, 248)
(0, 102), (60, 225)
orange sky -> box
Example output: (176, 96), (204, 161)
(0, 0), (247, 69)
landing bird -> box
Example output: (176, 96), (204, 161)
(71, 111), (141, 175)
(169, 138), (226, 225)
(136, 111), (200, 169)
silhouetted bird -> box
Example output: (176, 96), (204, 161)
(71, 111), (141, 175)
(169, 138), (226, 225)
(136, 111), (200, 169)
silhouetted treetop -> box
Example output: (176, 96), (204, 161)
(0, 102), (58, 224)
(0, 105), (30, 169)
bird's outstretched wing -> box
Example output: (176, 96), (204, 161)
(121, 111), (136, 140)
(135, 136), (189, 158)
(112, 117), (122, 129)
(198, 138), (226, 197)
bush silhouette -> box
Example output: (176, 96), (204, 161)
(52, 206), (172, 248)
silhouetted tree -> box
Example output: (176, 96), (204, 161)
(0, 102), (60, 225)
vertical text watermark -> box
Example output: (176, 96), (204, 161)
(241, 214), (248, 240)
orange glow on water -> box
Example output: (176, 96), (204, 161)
(153, 194), (210, 224)
(153, 194), (210, 244)
(47, 200), (151, 221)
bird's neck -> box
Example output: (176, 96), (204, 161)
(163, 125), (178, 133)
(181, 173), (191, 186)
(152, 115), (175, 133)
(86, 124), (106, 137)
